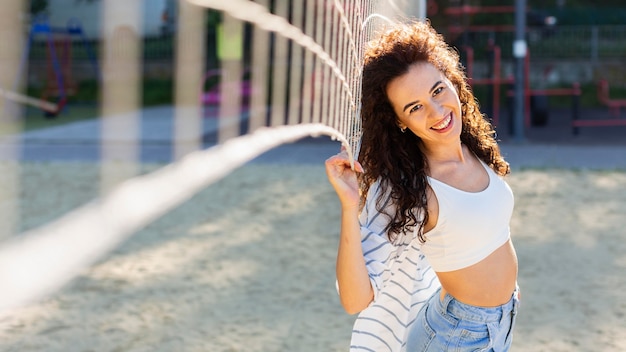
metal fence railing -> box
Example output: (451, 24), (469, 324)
(25, 25), (626, 63)
(23, 25), (626, 86)
(444, 25), (626, 61)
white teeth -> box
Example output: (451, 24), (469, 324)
(432, 115), (451, 130)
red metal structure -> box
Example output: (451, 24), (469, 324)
(462, 43), (514, 126)
(41, 36), (75, 115)
(595, 79), (626, 118)
(447, 3), (581, 131)
(566, 79), (626, 134)
(520, 51), (581, 129)
(18, 18), (99, 117)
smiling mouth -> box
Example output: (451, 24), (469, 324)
(431, 114), (452, 130)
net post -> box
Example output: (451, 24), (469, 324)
(248, 0), (271, 133)
(174, 0), (207, 160)
(0, 0), (25, 240)
(99, 2), (142, 194)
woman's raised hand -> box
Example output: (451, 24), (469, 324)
(325, 148), (364, 210)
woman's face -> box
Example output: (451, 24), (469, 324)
(386, 62), (462, 145)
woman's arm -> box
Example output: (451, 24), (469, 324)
(336, 205), (374, 314)
(325, 150), (374, 314)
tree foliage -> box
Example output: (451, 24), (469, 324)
(29, 0), (47, 15)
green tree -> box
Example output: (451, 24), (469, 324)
(29, 0), (47, 15)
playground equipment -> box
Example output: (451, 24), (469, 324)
(462, 41), (581, 130)
(519, 51), (581, 129)
(595, 79), (626, 118)
(567, 79), (626, 134)
(462, 41), (514, 126)
(448, 4), (581, 132)
(16, 17), (99, 117)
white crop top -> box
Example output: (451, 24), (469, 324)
(420, 160), (514, 272)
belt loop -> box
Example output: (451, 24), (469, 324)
(438, 288), (452, 314)
(500, 289), (517, 325)
(512, 285), (520, 314)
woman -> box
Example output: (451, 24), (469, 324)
(325, 21), (519, 351)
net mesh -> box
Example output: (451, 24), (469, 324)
(0, 0), (418, 312)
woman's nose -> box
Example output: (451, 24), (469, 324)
(427, 102), (445, 118)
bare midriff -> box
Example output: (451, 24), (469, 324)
(437, 240), (518, 307)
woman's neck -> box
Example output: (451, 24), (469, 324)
(420, 139), (465, 165)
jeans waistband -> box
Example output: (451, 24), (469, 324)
(437, 286), (519, 324)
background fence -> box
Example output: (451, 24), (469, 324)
(24, 24), (626, 84)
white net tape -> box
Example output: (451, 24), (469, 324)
(0, 0), (414, 312)
(0, 124), (347, 312)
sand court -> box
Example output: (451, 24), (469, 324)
(0, 162), (625, 351)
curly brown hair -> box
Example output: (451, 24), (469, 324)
(358, 21), (510, 243)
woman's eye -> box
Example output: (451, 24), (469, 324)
(409, 104), (422, 113)
(433, 87), (444, 96)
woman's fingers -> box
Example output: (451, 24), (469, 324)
(338, 145), (364, 172)
(326, 149), (361, 172)
(325, 157), (349, 179)
(325, 152), (348, 168)
(325, 152), (362, 207)
(354, 160), (364, 173)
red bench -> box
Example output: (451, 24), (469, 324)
(570, 80), (626, 133)
(597, 79), (626, 117)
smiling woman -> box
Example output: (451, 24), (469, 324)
(324, 21), (518, 351)
(387, 63), (462, 141)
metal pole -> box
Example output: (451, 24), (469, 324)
(513, 0), (526, 142)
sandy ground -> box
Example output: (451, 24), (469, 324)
(0, 162), (625, 351)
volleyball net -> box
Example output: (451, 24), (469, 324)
(0, 0), (422, 312)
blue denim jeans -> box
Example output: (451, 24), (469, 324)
(406, 287), (519, 351)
